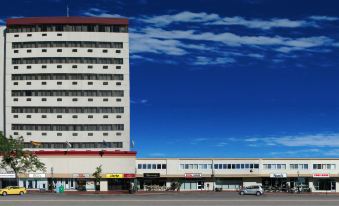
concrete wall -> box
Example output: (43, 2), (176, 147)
(0, 26), (5, 133)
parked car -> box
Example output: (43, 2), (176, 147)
(239, 185), (264, 196)
(0, 186), (27, 196)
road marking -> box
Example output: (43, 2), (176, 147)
(1, 199), (339, 202)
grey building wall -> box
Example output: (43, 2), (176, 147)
(0, 26), (5, 133)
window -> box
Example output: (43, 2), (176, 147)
(103, 82), (108, 85)
(72, 115), (78, 118)
(13, 115), (18, 118)
(103, 133), (108, 136)
(57, 49), (62, 52)
(27, 132), (32, 135)
(42, 82), (47, 85)
(88, 82), (93, 85)
(72, 65), (77, 68)
(26, 65), (32, 69)
(72, 49), (77, 52)
(103, 49), (108, 53)
(88, 133), (93, 136)
(57, 65), (62, 68)
(88, 115), (93, 118)
(13, 132), (19, 135)
(27, 34), (32, 37)
(138, 164), (142, 169)
(14, 50), (19, 53)
(57, 133), (62, 136)
(116, 50), (121, 53)
(116, 115), (121, 118)
(88, 98), (93, 102)
(26, 98), (31, 101)
(116, 98), (121, 102)
(88, 65), (93, 69)
(14, 66), (19, 69)
(116, 132), (122, 136)
(103, 98), (108, 102)
(116, 82), (121, 86)
(42, 115), (47, 118)
(57, 33), (62, 36)
(27, 49), (32, 53)
(42, 49), (47, 52)
(26, 115), (31, 118)
(72, 98), (78, 102)
(72, 82), (77, 85)
(14, 82), (18, 85)
(88, 49), (93, 53)
(103, 115), (108, 118)
(14, 34), (19, 37)
(13, 98), (18, 101)
(57, 82), (62, 85)
(116, 66), (121, 69)
(73, 133), (78, 136)
(57, 98), (62, 102)
(42, 33), (47, 36)
(57, 115), (62, 118)
(103, 65), (108, 69)
(42, 65), (47, 69)
(26, 82), (31, 85)
(41, 98), (47, 101)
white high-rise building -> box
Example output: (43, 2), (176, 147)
(4, 17), (130, 151)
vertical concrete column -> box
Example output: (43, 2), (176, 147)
(335, 178), (339, 192)
(308, 178), (315, 192)
(100, 180), (108, 192)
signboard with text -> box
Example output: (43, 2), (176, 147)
(105, 174), (124, 178)
(72, 173), (90, 178)
(28, 173), (46, 178)
(184, 173), (202, 178)
(270, 173), (287, 178)
(313, 173), (330, 178)
(144, 173), (160, 178)
(0, 173), (16, 178)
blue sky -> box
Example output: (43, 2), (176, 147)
(1, 0), (339, 158)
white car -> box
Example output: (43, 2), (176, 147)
(239, 185), (264, 196)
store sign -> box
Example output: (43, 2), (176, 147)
(144, 173), (160, 178)
(185, 173), (202, 178)
(313, 173), (330, 178)
(123, 174), (136, 178)
(28, 173), (46, 178)
(72, 173), (90, 178)
(270, 173), (287, 178)
(105, 174), (124, 178)
(0, 173), (16, 178)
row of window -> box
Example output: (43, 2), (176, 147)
(15, 132), (122, 137)
(180, 164), (212, 170)
(12, 41), (123, 49)
(263, 164), (336, 170)
(23, 142), (123, 149)
(14, 48), (121, 54)
(12, 124), (124, 131)
(13, 65), (122, 69)
(13, 97), (122, 102)
(12, 107), (124, 113)
(13, 81), (122, 86)
(13, 114), (122, 119)
(12, 90), (124, 97)
(8, 24), (128, 33)
(213, 164), (260, 170)
(12, 58), (124, 65)
(138, 164), (167, 170)
(12, 74), (124, 81)
(313, 164), (336, 170)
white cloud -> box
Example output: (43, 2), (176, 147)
(246, 133), (339, 147)
(309, 16), (339, 21)
(193, 56), (235, 65)
(209, 17), (310, 30)
(140, 11), (220, 26)
(83, 8), (125, 18)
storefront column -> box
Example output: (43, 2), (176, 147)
(336, 179), (339, 193)
(309, 179), (315, 192)
(100, 180), (108, 192)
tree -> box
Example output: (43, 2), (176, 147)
(0, 133), (46, 185)
(92, 165), (102, 191)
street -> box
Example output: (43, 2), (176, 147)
(1, 192), (339, 206)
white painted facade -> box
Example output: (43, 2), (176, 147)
(0, 26), (5, 133)
(3, 18), (130, 151)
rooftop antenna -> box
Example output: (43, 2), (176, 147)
(66, 0), (70, 17)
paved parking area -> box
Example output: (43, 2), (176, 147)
(1, 192), (339, 206)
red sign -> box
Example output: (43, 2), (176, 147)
(313, 173), (330, 178)
(123, 174), (136, 178)
(184, 173), (202, 178)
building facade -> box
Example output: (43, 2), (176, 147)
(0, 17), (135, 191)
(136, 158), (339, 193)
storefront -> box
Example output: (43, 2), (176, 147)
(20, 173), (48, 190)
(105, 173), (136, 191)
(313, 174), (336, 192)
(179, 173), (205, 191)
(138, 173), (166, 190)
(262, 173), (288, 192)
(0, 173), (17, 188)
(215, 178), (242, 190)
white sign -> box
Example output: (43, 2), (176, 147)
(0, 173), (16, 178)
(270, 173), (287, 178)
(28, 173), (46, 178)
(313, 173), (330, 178)
(184, 173), (202, 178)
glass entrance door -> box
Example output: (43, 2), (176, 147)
(198, 181), (204, 190)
